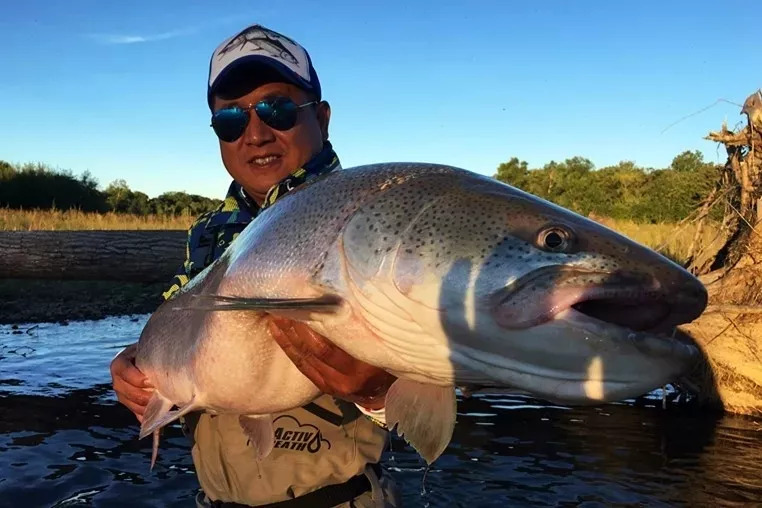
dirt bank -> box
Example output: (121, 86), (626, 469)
(0, 279), (167, 324)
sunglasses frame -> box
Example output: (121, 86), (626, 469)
(210, 97), (318, 142)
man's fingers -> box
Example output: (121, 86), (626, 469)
(111, 346), (151, 388)
(113, 376), (153, 406)
(291, 356), (329, 393)
(268, 318), (310, 364)
(122, 365), (151, 389)
(287, 321), (333, 358)
(275, 318), (360, 376)
(268, 315), (394, 406)
(268, 318), (331, 388)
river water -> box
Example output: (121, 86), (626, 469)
(1, 315), (761, 507)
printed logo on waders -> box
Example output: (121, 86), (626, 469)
(271, 415), (332, 453)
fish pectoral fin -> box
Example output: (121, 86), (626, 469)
(239, 415), (275, 460)
(177, 294), (342, 313)
(139, 392), (197, 440)
(385, 379), (457, 465)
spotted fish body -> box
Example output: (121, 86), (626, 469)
(137, 163), (707, 466)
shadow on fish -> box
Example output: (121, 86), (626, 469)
(135, 163), (707, 468)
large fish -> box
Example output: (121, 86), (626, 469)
(136, 163), (706, 466)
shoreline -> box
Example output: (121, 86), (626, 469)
(0, 279), (166, 324)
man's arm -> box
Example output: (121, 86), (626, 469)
(268, 316), (395, 426)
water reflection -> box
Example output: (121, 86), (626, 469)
(1, 316), (761, 507)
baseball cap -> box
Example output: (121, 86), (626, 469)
(207, 24), (321, 110)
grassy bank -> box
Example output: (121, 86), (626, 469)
(0, 208), (193, 231)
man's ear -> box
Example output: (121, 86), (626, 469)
(317, 101), (331, 142)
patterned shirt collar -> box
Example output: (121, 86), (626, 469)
(204, 141), (341, 230)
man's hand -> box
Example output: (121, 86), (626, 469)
(268, 316), (396, 410)
(110, 343), (153, 422)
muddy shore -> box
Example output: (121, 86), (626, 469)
(0, 279), (167, 324)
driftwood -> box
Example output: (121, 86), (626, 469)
(679, 89), (762, 417)
(0, 230), (186, 282)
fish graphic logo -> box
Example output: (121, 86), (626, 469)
(217, 25), (299, 64)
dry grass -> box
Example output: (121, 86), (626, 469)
(590, 217), (724, 265)
(0, 208), (193, 231)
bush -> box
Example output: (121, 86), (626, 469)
(1, 160), (222, 217)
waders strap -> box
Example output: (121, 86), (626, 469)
(209, 463), (381, 508)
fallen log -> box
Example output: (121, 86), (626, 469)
(0, 230), (186, 282)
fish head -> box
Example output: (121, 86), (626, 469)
(482, 188), (707, 335)
(373, 171), (707, 404)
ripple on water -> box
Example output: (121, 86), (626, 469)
(0, 315), (149, 398)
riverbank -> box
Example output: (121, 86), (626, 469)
(0, 279), (166, 324)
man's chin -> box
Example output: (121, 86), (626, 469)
(242, 164), (289, 189)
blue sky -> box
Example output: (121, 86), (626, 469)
(1, 1), (758, 199)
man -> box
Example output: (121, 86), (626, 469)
(110, 24), (400, 507)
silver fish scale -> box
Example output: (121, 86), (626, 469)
(221, 163), (465, 297)
(340, 169), (460, 281)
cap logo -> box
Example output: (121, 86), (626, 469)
(217, 25), (299, 65)
(208, 24), (320, 107)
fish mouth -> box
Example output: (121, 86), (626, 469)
(569, 290), (672, 332)
(494, 266), (706, 334)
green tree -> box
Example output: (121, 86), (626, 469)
(492, 150), (718, 223)
(494, 157), (529, 187)
(670, 150), (710, 172)
(105, 179), (133, 212)
(0, 160), (15, 180)
(0, 162), (107, 212)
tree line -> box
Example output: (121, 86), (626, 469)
(0, 161), (222, 216)
(493, 150), (720, 223)
(2, 150), (720, 222)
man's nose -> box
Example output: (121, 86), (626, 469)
(243, 111), (275, 146)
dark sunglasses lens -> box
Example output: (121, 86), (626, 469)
(211, 108), (249, 142)
(255, 98), (298, 130)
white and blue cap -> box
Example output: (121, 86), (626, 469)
(207, 24), (321, 109)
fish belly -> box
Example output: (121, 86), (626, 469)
(192, 311), (321, 415)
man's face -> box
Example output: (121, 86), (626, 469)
(212, 81), (330, 204)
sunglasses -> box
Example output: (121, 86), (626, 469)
(211, 97), (317, 142)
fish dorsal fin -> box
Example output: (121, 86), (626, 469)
(176, 294), (342, 313)
(385, 379), (457, 464)
(239, 414), (275, 460)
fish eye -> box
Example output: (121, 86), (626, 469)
(537, 226), (575, 253)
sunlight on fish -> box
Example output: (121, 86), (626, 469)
(583, 356), (605, 400)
